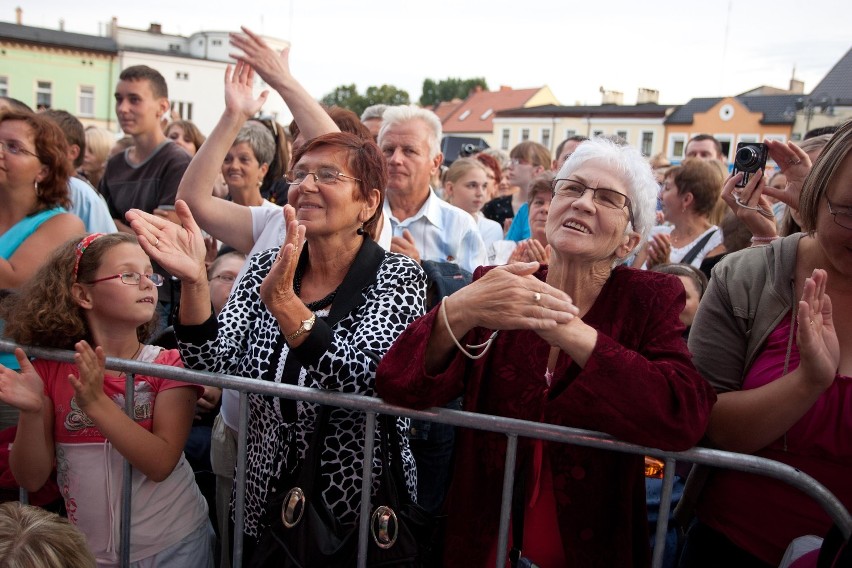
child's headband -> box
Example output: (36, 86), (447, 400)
(72, 233), (106, 282)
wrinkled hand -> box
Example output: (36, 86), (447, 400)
(224, 60), (269, 120)
(646, 233), (671, 267)
(126, 200), (208, 285)
(68, 341), (107, 410)
(260, 205), (306, 317)
(763, 139), (812, 210)
(230, 26), (293, 91)
(0, 349), (45, 414)
(452, 262), (578, 331)
(796, 269), (839, 393)
(390, 229), (420, 264)
(203, 235), (218, 268)
(722, 170), (777, 239)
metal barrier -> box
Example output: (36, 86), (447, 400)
(3, 339), (850, 568)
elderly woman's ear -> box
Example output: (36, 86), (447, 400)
(617, 232), (642, 260)
(360, 188), (382, 222)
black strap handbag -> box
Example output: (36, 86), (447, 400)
(249, 406), (433, 568)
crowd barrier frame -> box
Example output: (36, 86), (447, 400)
(2, 339), (850, 568)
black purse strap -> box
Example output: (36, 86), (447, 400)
(680, 229), (717, 266)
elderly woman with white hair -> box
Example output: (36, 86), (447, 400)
(377, 137), (717, 568)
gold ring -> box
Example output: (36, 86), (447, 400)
(153, 238), (160, 247)
(533, 292), (542, 303)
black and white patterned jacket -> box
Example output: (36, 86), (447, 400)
(175, 239), (426, 538)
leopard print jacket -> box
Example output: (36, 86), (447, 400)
(176, 241), (426, 538)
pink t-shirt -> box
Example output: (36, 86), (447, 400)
(35, 346), (208, 566)
(698, 312), (852, 565)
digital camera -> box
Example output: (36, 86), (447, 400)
(459, 143), (481, 158)
(733, 142), (768, 188)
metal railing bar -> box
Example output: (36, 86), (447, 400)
(356, 412), (377, 568)
(3, 340), (849, 548)
(120, 372), (135, 568)
(495, 435), (518, 568)
(232, 391), (249, 568)
(651, 458), (677, 568)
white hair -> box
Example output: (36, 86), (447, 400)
(360, 104), (388, 122)
(557, 137), (658, 244)
(378, 105), (442, 159)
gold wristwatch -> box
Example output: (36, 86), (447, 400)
(285, 312), (316, 342)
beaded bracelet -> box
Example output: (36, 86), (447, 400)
(750, 235), (780, 244)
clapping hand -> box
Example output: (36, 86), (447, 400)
(259, 205), (306, 317)
(797, 269), (839, 393)
(646, 233), (672, 268)
(126, 200), (208, 286)
(0, 349), (45, 414)
(68, 341), (107, 410)
(224, 59), (268, 120)
(230, 26), (293, 91)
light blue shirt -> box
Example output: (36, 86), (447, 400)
(384, 189), (487, 274)
(505, 203), (531, 241)
(68, 177), (118, 233)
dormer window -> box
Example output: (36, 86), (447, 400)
(458, 110), (471, 121)
(480, 109), (493, 120)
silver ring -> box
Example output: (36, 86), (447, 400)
(787, 158), (801, 166)
(153, 238), (160, 247)
(533, 292), (542, 303)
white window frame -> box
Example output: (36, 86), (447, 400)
(0, 76), (8, 98)
(714, 133), (734, 163)
(540, 127), (551, 150)
(78, 85), (95, 117)
(640, 131), (654, 157)
(36, 80), (52, 110)
(501, 128), (510, 150)
(565, 129), (576, 139)
(616, 130), (628, 143)
(668, 133), (687, 160)
(521, 128), (530, 142)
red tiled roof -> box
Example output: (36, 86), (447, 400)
(440, 87), (544, 133)
(432, 99), (464, 122)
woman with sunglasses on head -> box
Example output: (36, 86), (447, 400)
(127, 120), (425, 561)
(377, 137), (716, 567)
(0, 110), (85, 416)
(0, 232), (213, 566)
(680, 122), (852, 567)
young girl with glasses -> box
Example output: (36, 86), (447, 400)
(0, 232), (214, 567)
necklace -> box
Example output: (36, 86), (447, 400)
(117, 342), (144, 378)
(293, 263), (338, 311)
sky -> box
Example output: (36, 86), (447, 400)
(6, 0), (851, 107)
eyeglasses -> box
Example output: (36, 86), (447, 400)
(210, 273), (237, 283)
(0, 140), (39, 159)
(285, 167), (362, 186)
(509, 158), (530, 167)
(552, 178), (635, 227)
(827, 197), (852, 230)
(86, 272), (165, 286)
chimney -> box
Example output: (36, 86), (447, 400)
(15, 7), (22, 25)
(110, 17), (118, 39)
(789, 78), (804, 94)
(148, 23), (162, 34)
(59, 19), (65, 31)
(601, 89), (623, 105)
(637, 88), (659, 104)
(500, 85), (512, 92)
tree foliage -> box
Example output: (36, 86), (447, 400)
(419, 77), (489, 107)
(320, 83), (410, 117)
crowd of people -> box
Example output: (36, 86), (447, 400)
(0, 26), (850, 568)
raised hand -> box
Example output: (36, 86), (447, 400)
(126, 200), (208, 285)
(0, 349), (45, 414)
(260, 205), (306, 317)
(722, 170), (777, 239)
(763, 139), (812, 210)
(646, 233), (672, 268)
(230, 26), (293, 91)
(390, 229), (420, 264)
(68, 341), (107, 410)
(224, 60), (269, 120)
(796, 269), (839, 392)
